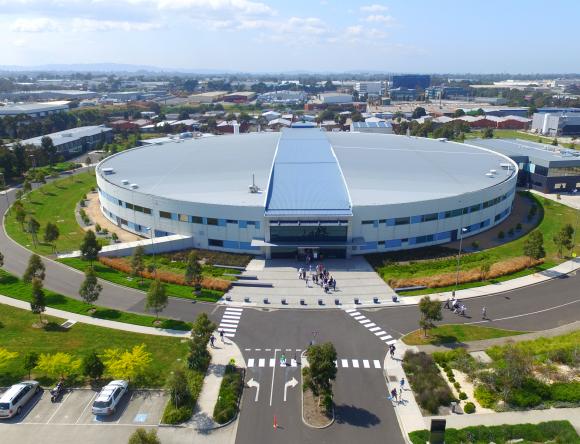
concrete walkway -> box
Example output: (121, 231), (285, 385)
(0, 294), (191, 337)
(190, 332), (245, 431)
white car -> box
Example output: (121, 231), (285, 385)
(91, 380), (128, 416)
(0, 381), (41, 419)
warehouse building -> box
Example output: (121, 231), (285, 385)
(96, 128), (517, 258)
(531, 112), (580, 136)
(19, 125), (113, 157)
(0, 101), (70, 118)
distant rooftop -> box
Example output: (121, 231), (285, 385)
(18, 125), (111, 147)
(0, 101), (70, 115)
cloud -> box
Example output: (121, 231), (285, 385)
(365, 14), (395, 25)
(360, 4), (388, 13)
(10, 17), (161, 33)
(345, 25), (363, 37)
(148, 0), (274, 15)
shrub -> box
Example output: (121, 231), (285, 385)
(446, 368), (454, 377)
(474, 385), (499, 409)
(550, 382), (580, 403)
(463, 402), (475, 414)
(95, 223), (101, 233)
(448, 376), (456, 383)
(498, 230), (505, 239)
(454, 382), (461, 390)
(458, 392), (467, 400)
(508, 389), (542, 408)
(471, 241), (479, 250)
(516, 223), (522, 231)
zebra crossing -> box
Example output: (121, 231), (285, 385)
(245, 356), (384, 370)
(218, 307), (243, 338)
(344, 308), (397, 346)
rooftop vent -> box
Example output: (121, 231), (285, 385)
(121, 179), (129, 185)
(489, 169), (497, 174)
(102, 167), (115, 175)
(248, 173), (261, 194)
(130, 183), (139, 189)
(485, 172), (494, 177)
(500, 163), (511, 169)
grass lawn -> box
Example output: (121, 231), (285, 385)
(464, 129), (559, 145)
(402, 324), (526, 346)
(5, 173), (98, 255)
(59, 258), (224, 303)
(0, 269), (191, 331)
(0, 303), (189, 387)
(371, 192), (579, 295)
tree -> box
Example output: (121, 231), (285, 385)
(412, 106), (427, 119)
(36, 352), (82, 379)
(184, 251), (203, 295)
(523, 231), (546, 265)
(304, 342), (337, 409)
(0, 347), (18, 371)
(482, 127), (494, 139)
(27, 217), (40, 247)
(493, 344), (534, 402)
(15, 204), (26, 230)
(191, 312), (217, 340)
(187, 313), (216, 371)
(23, 179), (32, 194)
(418, 296), (442, 337)
(131, 245), (145, 284)
(145, 279), (168, 320)
(79, 266), (102, 307)
(80, 230), (101, 264)
(480, 262), (491, 281)
(23, 253), (45, 283)
(30, 277), (46, 323)
(166, 368), (191, 409)
(44, 222), (60, 251)
(553, 224), (574, 258)
(0, 250), (3, 269)
(82, 351), (105, 381)
(453, 108), (466, 117)
(102, 344), (152, 381)
(128, 428), (161, 444)
(23, 351), (39, 379)
(41, 136), (57, 166)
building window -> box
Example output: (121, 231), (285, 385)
(554, 183), (567, 189)
(208, 239), (224, 247)
(125, 202), (134, 210)
(207, 218), (218, 226)
(415, 234), (434, 244)
(191, 216), (203, 224)
(159, 211), (172, 219)
(143, 207), (152, 215)
(120, 218), (128, 225)
(227, 219), (238, 224)
(421, 213), (438, 222)
(179, 214), (189, 222)
(362, 220), (375, 225)
(378, 219), (386, 224)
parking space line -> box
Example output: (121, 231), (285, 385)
(46, 390), (73, 424)
(75, 392), (97, 424)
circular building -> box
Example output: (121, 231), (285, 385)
(96, 128), (518, 258)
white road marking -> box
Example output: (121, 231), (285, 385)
(365, 323), (376, 328)
(369, 326), (380, 332)
(345, 309), (356, 313)
(218, 327), (237, 333)
(222, 314), (241, 320)
(258, 358), (265, 368)
(220, 318), (239, 324)
(247, 359), (255, 368)
(74, 392), (97, 424)
(224, 333), (235, 338)
(373, 360), (381, 369)
(363, 360), (370, 368)
(47, 390), (73, 424)
(244, 348), (251, 351)
(466, 299), (580, 324)
(291, 359), (297, 367)
(341, 359), (349, 368)
(349, 311), (361, 316)
(352, 359), (359, 368)
(269, 350), (278, 406)
(359, 319), (371, 325)
(386, 339), (397, 345)
(374, 330), (387, 336)
(379, 335), (392, 341)
(225, 307), (243, 312)
(354, 315), (365, 320)
(269, 358), (275, 367)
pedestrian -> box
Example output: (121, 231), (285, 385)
(444, 298), (451, 309)
(400, 377), (405, 390)
(305, 275), (309, 287)
(460, 305), (466, 317)
(391, 388), (398, 403)
(482, 306), (487, 320)
(398, 387), (403, 402)
(219, 330), (224, 343)
(210, 334), (215, 348)
(390, 344), (396, 358)
(332, 279), (336, 291)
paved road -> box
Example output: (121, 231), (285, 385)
(2, 168), (580, 444)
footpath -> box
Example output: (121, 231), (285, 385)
(385, 342), (580, 443)
(190, 333), (245, 433)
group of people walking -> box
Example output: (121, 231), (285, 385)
(298, 263), (337, 293)
(444, 297), (488, 319)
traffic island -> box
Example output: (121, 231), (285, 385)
(301, 349), (335, 429)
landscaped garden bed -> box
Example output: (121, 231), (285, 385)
(402, 324), (525, 346)
(409, 420), (580, 444)
(403, 350), (455, 414)
(213, 362), (244, 424)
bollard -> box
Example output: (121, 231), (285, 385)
(244, 296), (250, 303)
(281, 298), (287, 305)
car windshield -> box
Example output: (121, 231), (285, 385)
(93, 400), (111, 408)
(0, 403), (10, 410)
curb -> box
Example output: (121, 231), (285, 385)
(383, 352), (414, 444)
(300, 350), (335, 429)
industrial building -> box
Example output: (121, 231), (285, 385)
(19, 125), (113, 157)
(257, 90), (307, 104)
(531, 112), (580, 136)
(350, 121), (393, 134)
(470, 138), (580, 193)
(96, 129), (517, 258)
(0, 101), (70, 118)
(354, 81), (384, 97)
(0, 90), (98, 101)
(392, 74), (431, 90)
(389, 88), (417, 101)
(222, 92), (256, 103)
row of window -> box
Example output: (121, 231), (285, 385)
(361, 189), (514, 227)
(209, 239), (258, 250)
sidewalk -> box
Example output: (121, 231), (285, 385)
(190, 333), (245, 431)
(0, 294), (190, 338)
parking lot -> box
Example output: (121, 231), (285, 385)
(0, 388), (167, 426)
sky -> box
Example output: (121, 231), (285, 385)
(1, 0), (579, 73)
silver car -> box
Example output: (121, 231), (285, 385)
(91, 380), (128, 416)
(0, 381), (41, 419)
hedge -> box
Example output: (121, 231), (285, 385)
(161, 370), (205, 424)
(550, 382), (580, 403)
(409, 420), (580, 444)
(474, 385), (499, 409)
(213, 364), (243, 424)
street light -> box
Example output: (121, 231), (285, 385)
(453, 226), (468, 297)
(145, 226), (157, 272)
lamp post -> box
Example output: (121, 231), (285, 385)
(145, 226), (157, 272)
(453, 226), (468, 297)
